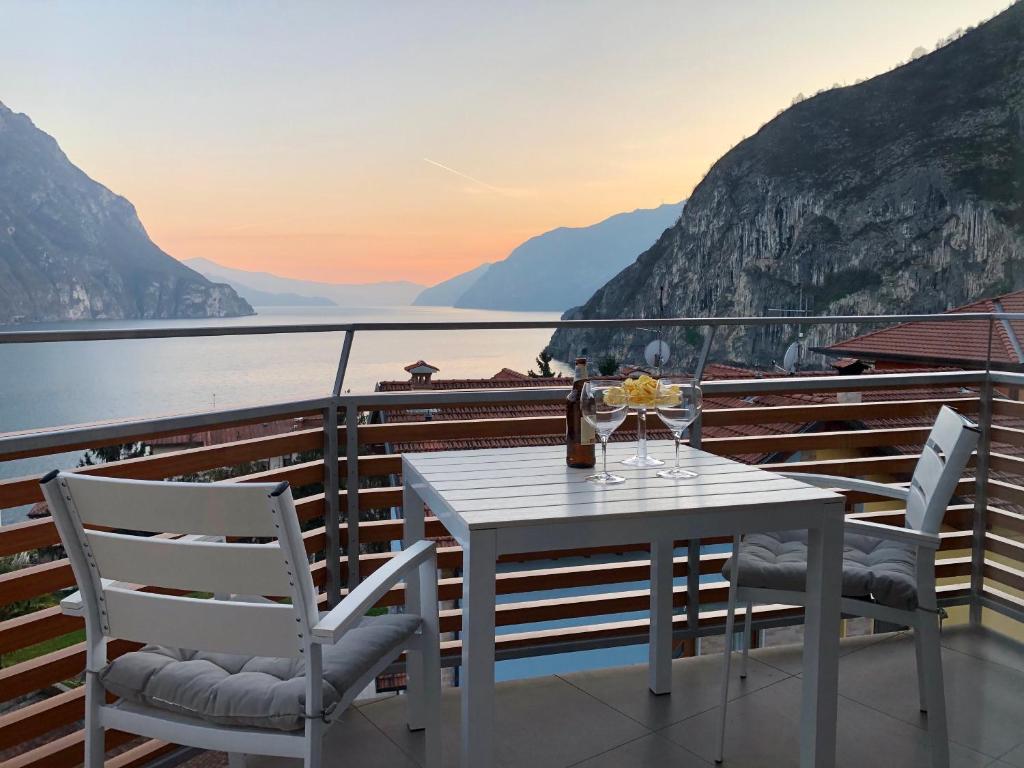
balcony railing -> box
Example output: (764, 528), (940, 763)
(1, 314), (1023, 767)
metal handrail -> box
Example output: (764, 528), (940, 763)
(0, 311), (1018, 345)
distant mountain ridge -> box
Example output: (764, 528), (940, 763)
(0, 101), (252, 324)
(185, 258), (423, 307)
(452, 201), (685, 312)
(413, 262), (492, 306)
(549, 4), (1024, 367)
(212, 278), (336, 307)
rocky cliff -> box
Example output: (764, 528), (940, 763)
(0, 102), (252, 323)
(549, 4), (1024, 368)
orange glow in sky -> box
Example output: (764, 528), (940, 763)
(0, 1), (1009, 286)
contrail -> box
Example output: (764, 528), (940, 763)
(423, 157), (506, 194)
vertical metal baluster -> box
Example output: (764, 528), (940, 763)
(969, 319), (994, 625)
(322, 402), (341, 606)
(345, 402), (361, 593)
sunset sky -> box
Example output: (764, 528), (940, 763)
(0, 1), (1010, 286)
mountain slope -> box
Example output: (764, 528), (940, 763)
(549, 5), (1024, 366)
(185, 258), (423, 307)
(0, 102), (252, 323)
(455, 201), (685, 312)
(413, 262), (492, 306)
(214, 279), (335, 307)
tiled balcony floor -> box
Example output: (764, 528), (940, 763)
(192, 625), (1024, 768)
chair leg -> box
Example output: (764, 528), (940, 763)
(303, 718), (324, 768)
(419, 558), (442, 768)
(405, 646), (426, 730)
(716, 536), (741, 764)
(913, 625), (928, 713)
(83, 673), (105, 768)
(739, 601), (753, 679)
(918, 611), (949, 768)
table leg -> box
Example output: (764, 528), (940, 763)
(649, 538), (674, 695)
(462, 529), (497, 768)
(800, 505), (844, 767)
(403, 483), (427, 731)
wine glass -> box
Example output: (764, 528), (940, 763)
(620, 374), (665, 468)
(654, 378), (703, 479)
(581, 380), (629, 485)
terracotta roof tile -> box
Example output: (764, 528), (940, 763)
(820, 289), (1024, 366)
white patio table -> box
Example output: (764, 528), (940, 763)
(401, 441), (845, 768)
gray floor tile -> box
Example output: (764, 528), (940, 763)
(831, 632), (1024, 758)
(941, 625), (1024, 676)
(996, 742), (1024, 768)
(359, 674), (649, 768)
(569, 733), (711, 767)
(749, 629), (900, 675)
(242, 707), (419, 768)
(559, 651), (789, 730)
(660, 677), (991, 768)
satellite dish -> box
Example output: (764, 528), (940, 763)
(645, 340), (671, 368)
(782, 341), (801, 373)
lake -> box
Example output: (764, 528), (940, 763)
(0, 305), (567, 520)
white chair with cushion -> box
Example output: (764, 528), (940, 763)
(715, 405), (979, 768)
(40, 472), (441, 768)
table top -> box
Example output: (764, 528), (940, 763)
(403, 441), (843, 531)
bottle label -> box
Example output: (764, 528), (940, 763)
(580, 414), (596, 445)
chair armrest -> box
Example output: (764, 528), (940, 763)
(60, 590), (86, 617)
(844, 519), (941, 549)
(779, 472), (910, 501)
(60, 577), (129, 616)
(312, 539), (436, 645)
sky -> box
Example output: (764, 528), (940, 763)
(0, 1), (1012, 286)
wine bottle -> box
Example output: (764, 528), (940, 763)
(566, 357), (597, 468)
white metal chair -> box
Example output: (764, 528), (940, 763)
(40, 472), (441, 768)
(715, 405), (979, 768)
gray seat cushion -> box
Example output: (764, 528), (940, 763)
(99, 613), (420, 731)
(722, 529), (918, 610)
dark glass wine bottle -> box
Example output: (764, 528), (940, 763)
(566, 357), (597, 468)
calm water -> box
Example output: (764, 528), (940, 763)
(0, 305), (566, 519)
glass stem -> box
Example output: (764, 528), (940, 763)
(675, 433), (681, 469)
(601, 436), (609, 477)
(637, 408), (647, 459)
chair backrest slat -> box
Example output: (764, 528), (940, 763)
(85, 531), (293, 596)
(104, 587), (302, 658)
(59, 474), (281, 537)
(906, 405), (979, 534)
(41, 473), (319, 660)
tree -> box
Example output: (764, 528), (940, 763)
(528, 348), (556, 378)
(79, 442), (149, 466)
(596, 355), (619, 376)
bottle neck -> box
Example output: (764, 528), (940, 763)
(574, 362), (587, 382)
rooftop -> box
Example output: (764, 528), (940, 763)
(818, 289), (1024, 368)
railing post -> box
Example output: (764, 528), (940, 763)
(333, 330), (355, 396)
(344, 401), (361, 593)
(323, 403), (342, 606)
(969, 375), (993, 626)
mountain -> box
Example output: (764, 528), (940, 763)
(413, 262), (492, 306)
(211, 279), (335, 307)
(185, 258), (423, 307)
(548, 5), (1024, 367)
(454, 201), (685, 312)
(0, 102), (252, 324)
